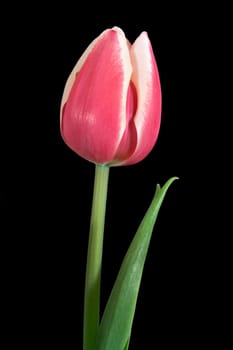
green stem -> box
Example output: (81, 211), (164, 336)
(83, 164), (110, 350)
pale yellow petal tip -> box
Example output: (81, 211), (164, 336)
(112, 26), (126, 36)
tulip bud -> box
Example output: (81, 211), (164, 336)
(60, 27), (161, 166)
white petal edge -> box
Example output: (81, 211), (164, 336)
(60, 27), (131, 127)
(130, 31), (161, 146)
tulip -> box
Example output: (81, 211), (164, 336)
(60, 26), (161, 166)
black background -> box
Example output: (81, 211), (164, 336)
(1, 2), (230, 349)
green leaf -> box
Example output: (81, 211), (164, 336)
(94, 177), (178, 350)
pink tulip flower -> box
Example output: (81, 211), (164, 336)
(60, 27), (161, 166)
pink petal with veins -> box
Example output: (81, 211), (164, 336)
(61, 27), (132, 164)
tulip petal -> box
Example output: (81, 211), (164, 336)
(121, 32), (161, 165)
(112, 81), (138, 164)
(61, 27), (132, 164)
(60, 32), (107, 118)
